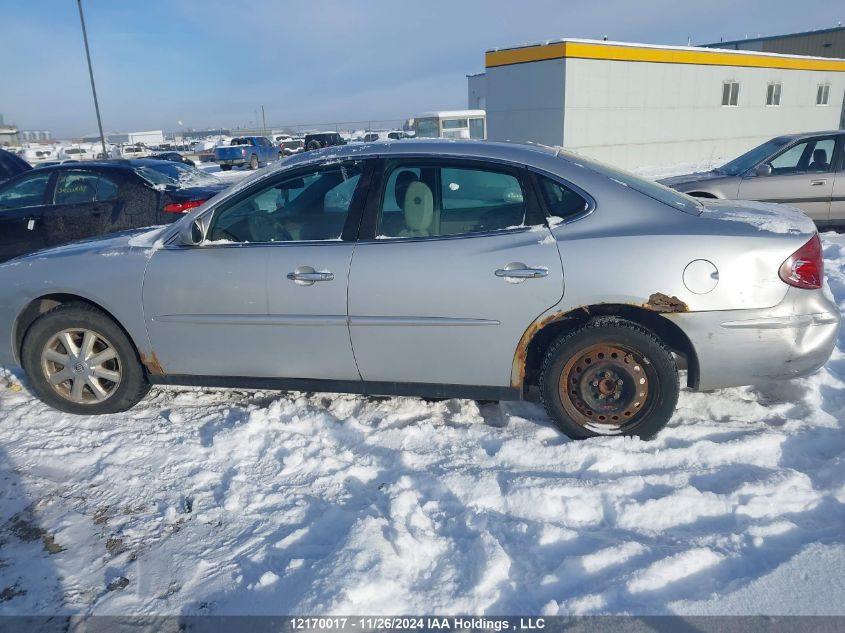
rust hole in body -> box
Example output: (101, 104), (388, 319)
(644, 293), (688, 313)
(140, 352), (165, 376)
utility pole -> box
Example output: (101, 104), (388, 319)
(261, 105), (267, 136)
(76, 0), (108, 160)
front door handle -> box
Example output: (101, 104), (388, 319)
(810, 179), (827, 186)
(495, 262), (548, 281)
(287, 266), (334, 286)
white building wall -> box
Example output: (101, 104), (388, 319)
(562, 58), (845, 170)
(485, 59), (565, 146)
(467, 73), (487, 110)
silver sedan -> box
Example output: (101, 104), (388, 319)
(0, 140), (839, 439)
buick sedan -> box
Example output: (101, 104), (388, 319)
(0, 140), (839, 439)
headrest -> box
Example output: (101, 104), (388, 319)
(403, 181), (434, 232)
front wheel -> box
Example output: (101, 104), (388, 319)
(249, 154), (259, 170)
(21, 303), (151, 415)
(540, 317), (678, 439)
(219, 164), (232, 171)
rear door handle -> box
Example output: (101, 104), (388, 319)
(810, 179), (827, 186)
(287, 266), (334, 286)
(495, 263), (548, 280)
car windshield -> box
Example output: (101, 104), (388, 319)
(136, 162), (218, 188)
(565, 152), (702, 214)
(718, 136), (792, 176)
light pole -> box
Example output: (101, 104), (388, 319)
(76, 0), (108, 160)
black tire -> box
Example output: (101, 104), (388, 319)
(539, 317), (678, 440)
(21, 303), (151, 415)
(249, 154), (259, 170)
(220, 164), (232, 171)
(306, 140), (321, 151)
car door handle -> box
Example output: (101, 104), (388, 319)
(286, 267), (334, 286)
(810, 179), (827, 186)
(495, 264), (548, 279)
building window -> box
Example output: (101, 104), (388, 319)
(722, 81), (740, 106)
(816, 84), (830, 106)
(766, 82), (782, 106)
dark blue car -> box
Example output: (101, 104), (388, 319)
(0, 159), (227, 262)
(0, 148), (32, 184)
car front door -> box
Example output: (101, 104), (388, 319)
(737, 135), (837, 220)
(41, 169), (122, 247)
(347, 158), (564, 390)
(141, 159), (370, 380)
(0, 171), (53, 262)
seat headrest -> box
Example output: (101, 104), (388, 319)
(403, 181), (434, 232)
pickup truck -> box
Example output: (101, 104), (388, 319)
(214, 136), (282, 171)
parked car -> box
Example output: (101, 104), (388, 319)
(660, 130), (845, 226)
(214, 136), (281, 171)
(58, 147), (92, 161)
(303, 132), (346, 151)
(147, 151), (196, 167)
(0, 148), (32, 184)
(110, 145), (150, 160)
(276, 136), (305, 156)
(0, 140), (838, 440)
(0, 159), (227, 263)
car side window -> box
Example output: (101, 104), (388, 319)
(54, 172), (119, 204)
(537, 176), (589, 221)
(377, 164), (526, 238)
(769, 138), (836, 174)
(0, 172), (51, 210)
(208, 161), (363, 243)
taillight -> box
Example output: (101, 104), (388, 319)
(779, 233), (823, 289)
(163, 199), (206, 213)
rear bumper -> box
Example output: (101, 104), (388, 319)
(216, 159), (245, 166)
(670, 287), (840, 390)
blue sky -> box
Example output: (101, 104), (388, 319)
(4, 0), (843, 137)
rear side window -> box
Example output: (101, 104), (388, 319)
(55, 172), (117, 204)
(537, 176), (589, 221)
(377, 164), (526, 238)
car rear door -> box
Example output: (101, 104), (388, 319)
(0, 171), (53, 262)
(142, 159), (370, 380)
(347, 157), (564, 389)
(827, 135), (845, 221)
(40, 169), (122, 247)
(737, 135), (836, 220)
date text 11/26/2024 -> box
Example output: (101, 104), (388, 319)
(289, 617), (547, 631)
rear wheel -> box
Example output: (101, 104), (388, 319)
(540, 317), (678, 439)
(21, 303), (151, 415)
(249, 154), (259, 170)
(220, 164), (232, 171)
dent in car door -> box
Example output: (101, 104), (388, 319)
(737, 136), (836, 220)
(348, 160), (563, 387)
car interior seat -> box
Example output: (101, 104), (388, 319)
(808, 149), (830, 172)
(399, 181), (434, 237)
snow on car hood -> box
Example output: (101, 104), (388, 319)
(699, 199), (816, 236)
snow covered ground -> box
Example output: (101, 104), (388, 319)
(1, 160), (845, 616)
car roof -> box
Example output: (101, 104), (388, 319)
(777, 130), (845, 141)
(30, 158), (184, 172)
(284, 139), (558, 168)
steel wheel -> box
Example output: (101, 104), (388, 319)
(558, 343), (657, 435)
(40, 328), (122, 404)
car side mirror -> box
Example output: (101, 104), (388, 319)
(179, 217), (207, 246)
(754, 164), (772, 177)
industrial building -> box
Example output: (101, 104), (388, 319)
(705, 25), (845, 59)
(0, 114), (19, 146)
(470, 39), (845, 170)
(82, 130), (165, 146)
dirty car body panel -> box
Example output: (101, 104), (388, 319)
(0, 140), (839, 407)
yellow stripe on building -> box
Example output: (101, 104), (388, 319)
(485, 41), (845, 72)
